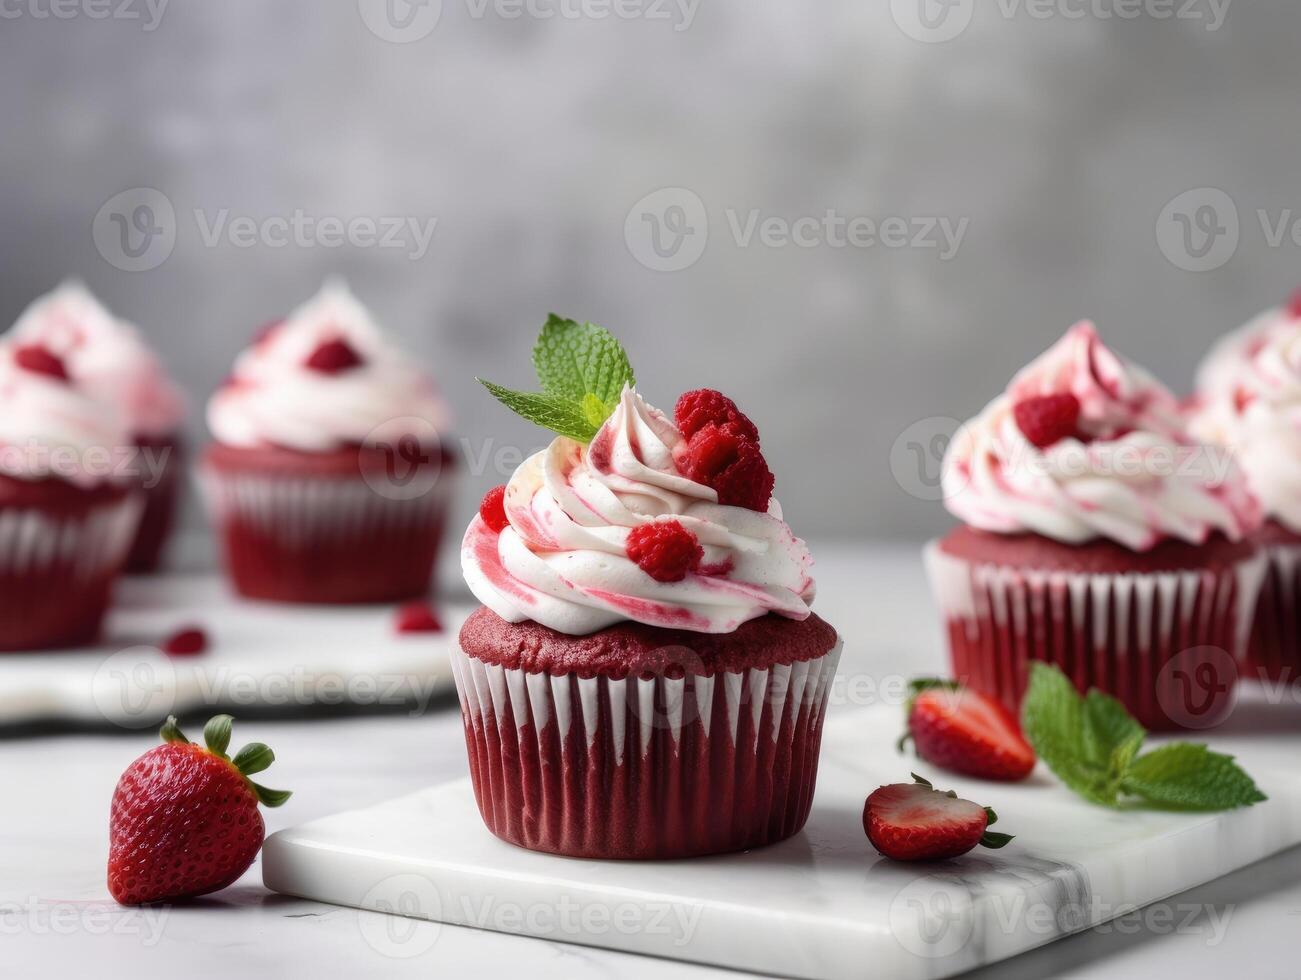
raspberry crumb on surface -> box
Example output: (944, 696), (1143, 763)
(163, 627), (208, 657)
(395, 601), (443, 634)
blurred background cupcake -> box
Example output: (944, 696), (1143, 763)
(927, 322), (1263, 730)
(1191, 294), (1301, 682)
(200, 281), (454, 604)
(7, 283), (187, 573)
(0, 341), (142, 650)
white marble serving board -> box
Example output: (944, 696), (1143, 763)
(0, 573), (469, 729)
(261, 704), (1301, 980)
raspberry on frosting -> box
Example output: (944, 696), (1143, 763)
(626, 520), (703, 582)
(479, 485), (509, 533)
(676, 421), (775, 512)
(305, 337), (364, 374)
(1012, 393), (1080, 448)
(675, 389), (761, 444)
(13, 344), (69, 382)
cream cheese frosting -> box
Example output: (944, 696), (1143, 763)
(9, 282), (185, 438)
(462, 386), (815, 635)
(943, 321), (1258, 551)
(1191, 303), (1301, 532)
(0, 343), (133, 487)
(207, 282), (450, 452)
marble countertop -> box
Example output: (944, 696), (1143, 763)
(6, 542), (1301, 979)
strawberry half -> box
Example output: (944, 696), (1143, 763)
(108, 715), (291, 906)
(900, 679), (1036, 782)
(864, 774), (1014, 861)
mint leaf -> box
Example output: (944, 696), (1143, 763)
(477, 380), (599, 443)
(1121, 744), (1266, 810)
(1081, 690), (1146, 779)
(1021, 663), (1123, 805)
(532, 315), (635, 406)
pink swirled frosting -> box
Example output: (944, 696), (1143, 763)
(207, 282), (450, 452)
(462, 386), (815, 635)
(942, 321), (1259, 551)
(1191, 303), (1301, 532)
(9, 282), (185, 438)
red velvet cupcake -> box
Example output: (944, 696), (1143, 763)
(200, 283), (454, 604)
(1190, 294), (1301, 681)
(455, 318), (837, 859)
(9, 283), (187, 572)
(0, 343), (142, 650)
(928, 323), (1263, 730)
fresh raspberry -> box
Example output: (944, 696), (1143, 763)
(1012, 393), (1081, 449)
(394, 601), (443, 634)
(304, 337), (364, 374)
(626, 520), (703, 582)
(675, 389), (761, 444)
(162, 627), (208, 657)
(13, 344), (69, 382)
(479, 485), (509, 533)
(677, 423), (775, 511)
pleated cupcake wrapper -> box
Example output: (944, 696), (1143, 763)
(1246, 541), (1301, 682)
(924, 541), (1266, 730)
(0, 495), (142, 581)
(450, 637), (843, 859)
(198, 467), (452, 546)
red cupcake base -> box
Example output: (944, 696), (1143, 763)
(1245, 520), (1301, 683)
(0, 477), (141, 651)
(453, 610), (842, 859)
(201, 442), (454, 604)
(926, 528), (1265, 731)
(126, 433), (184, 573)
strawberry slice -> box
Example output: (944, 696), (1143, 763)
(864, 774), (1014, 861)
(900, 679), (1036, 782)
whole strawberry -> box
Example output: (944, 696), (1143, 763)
(864, 774), (1014, 861)
(900, 679), (1036, 782)
(108, 715), (291, 906)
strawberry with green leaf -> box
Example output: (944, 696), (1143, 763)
(899, 678), (1036, 782)
(107, 715), (291, 906)
(1020, 663), (1266, 810)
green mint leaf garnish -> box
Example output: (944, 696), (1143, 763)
(1021, 663), (1265, 811)
(479, 315), (635, 442)
(1121, 744), (1267, 811)
(477, 381), (600, 443)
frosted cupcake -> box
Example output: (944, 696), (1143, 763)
(201, 283), (454, 604)
(1191, 295), (1301, 680)
(454, 317), (839, 859)
(0, 342), (142, 649)
(927, 322), (1262, 730)
(8, 283), (186, 572)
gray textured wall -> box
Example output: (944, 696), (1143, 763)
(1, 0), (1298, 541)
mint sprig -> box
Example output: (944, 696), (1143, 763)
(479, 315), (635, 442)
(1021, 663), (1265, 811)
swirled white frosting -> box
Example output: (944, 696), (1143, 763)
(462, 386), (815, 635)
(943, 321), (1258, 551)
(207, 282), (450, 452)
(1191, 305), (1301, 532)
(0, 343), (133, 487)
(9, 282), (185, 438)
